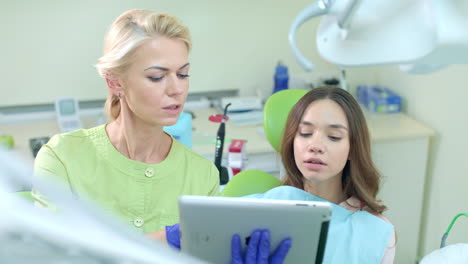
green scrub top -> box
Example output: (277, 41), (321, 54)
(33, 125), (220, 233)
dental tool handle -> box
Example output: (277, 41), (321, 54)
(214, 122), (225, 171)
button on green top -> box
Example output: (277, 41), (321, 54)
(134, 218), (144, 227)
(145, 168), (154, 177)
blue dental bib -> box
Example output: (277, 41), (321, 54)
(246, 186), (393, 264)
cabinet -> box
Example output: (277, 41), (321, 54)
(367, 113), (434, 264)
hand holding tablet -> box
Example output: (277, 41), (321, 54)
(231, 229), (292, 264)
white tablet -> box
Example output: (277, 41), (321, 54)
(179, 195), (332, 264)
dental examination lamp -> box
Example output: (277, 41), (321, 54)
(289, 0), (468, 74)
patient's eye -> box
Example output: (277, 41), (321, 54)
(329, 136), (342, 141)
(299, 132), (312, 137)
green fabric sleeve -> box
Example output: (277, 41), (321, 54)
(208, 163), (221, 196)
(32, 136), (73, 207)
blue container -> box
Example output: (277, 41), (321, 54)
(163, 112), (193, 149)
(356, 85), (369, 107)
(357, 85), (401, 113)
(273, 62), (289, 94)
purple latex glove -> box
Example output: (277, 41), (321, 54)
(231, 229), (292, 264)
(165, 223), (181, 250)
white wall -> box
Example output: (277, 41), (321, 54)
(1, 0), (349, 107)
(373, 65), (468, 259)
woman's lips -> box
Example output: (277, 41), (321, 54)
(303, 158), (326, 171)
(162, 104), (181, 114)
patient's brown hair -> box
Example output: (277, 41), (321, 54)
(281, 86), (386, 214)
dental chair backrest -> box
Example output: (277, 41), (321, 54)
(263, 89), (308, 152)
(220, 89), (308, 197)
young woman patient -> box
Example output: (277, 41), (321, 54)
(247, 86), (396, 263)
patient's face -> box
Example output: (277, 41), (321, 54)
(293, 99), (350, 184)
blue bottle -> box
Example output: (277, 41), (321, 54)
(273, 61), (289, 94)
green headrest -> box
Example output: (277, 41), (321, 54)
(263, 89), (308, 152)
(221, 169), (282, 197)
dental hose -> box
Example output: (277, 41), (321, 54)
(440, 213), (468, 248)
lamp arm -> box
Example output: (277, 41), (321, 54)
(337, 0), (362, 30)
(288, 0), (332, 71)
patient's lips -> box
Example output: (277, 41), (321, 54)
(304, 157), (326, 170)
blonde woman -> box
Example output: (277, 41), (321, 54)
(33, 9), (219, 234)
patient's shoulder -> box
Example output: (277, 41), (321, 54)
(341, 196), (393, 225)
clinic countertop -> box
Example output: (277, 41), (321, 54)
(2, 108), (434, 164)
(191, 108), (275, 158)
(364, 111), (435, 142)
(191, 108), (435, 157)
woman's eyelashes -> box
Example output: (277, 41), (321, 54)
(328, 136), (342, 141)
(299, 132), (312, 137)
(148, 76), (164, 82)
(298, 131), (342, 141)
(177, 73), (190, 79)
(147, 73), (190, 82)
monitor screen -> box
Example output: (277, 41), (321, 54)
(59, 100), (76, 116)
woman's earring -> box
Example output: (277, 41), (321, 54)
(117, 92), (121, 99)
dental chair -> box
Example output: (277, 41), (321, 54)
(220, 89), (308, 197)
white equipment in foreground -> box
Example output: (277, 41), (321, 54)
(0, 148), (208, 264)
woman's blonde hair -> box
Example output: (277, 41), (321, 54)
(96, 9), (191, 121)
